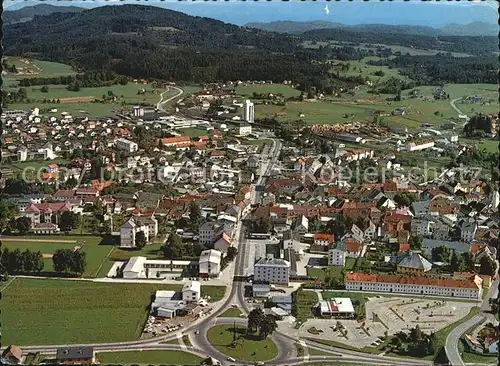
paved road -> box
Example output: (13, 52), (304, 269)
(445, 315), (484, 366)
(156, 86), (184, 112)
(444, 277), (499, 365)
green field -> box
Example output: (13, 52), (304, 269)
(219, 308), (244, 318)
(178, 127), (210, 138)
(235, 83), (301, 99)
(460, 138), (499, 153)
(328, 57), (412, 83)
(3, 57), (77, 87)
(256, 100), (388, 125)
(96, 350), (203, 365)
(1, 278), (225, 345)
(294, 290), (320, 324)
(1, 236), (113, 277)
(6, 159), (71, 173)
(207, 324), (279, 362)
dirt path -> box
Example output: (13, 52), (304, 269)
(2, 238), (76, 243)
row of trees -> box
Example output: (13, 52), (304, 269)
(52, 249), (87, 275)
(0, 247), (44, 276)
(18, 71), (128, 88)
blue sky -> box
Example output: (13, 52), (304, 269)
(4, 0), (498, 27)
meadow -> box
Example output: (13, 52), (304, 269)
(1, 278), (225, 345)
(235, 83), (301, 99)
(1, 235), (114, 277)
(4, 57), (77, 85)
(96, 350), (203, 365)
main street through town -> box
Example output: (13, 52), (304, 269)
(14, 137), (435, 365)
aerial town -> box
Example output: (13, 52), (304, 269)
(1, 2), (499, 366)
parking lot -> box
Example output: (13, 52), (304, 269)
(298, 295), (476, 349)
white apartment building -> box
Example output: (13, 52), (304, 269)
(243, 99), (255, 123)
(199, 249), (222, 278)
(120, 216), (158, 248)
(239, 123), (252, 136)
(254, 254), (290, 285)
(126, 156), (138, 169)
(328, 248), (346, 267)
(345, 273), (482, 299)
(116, 138), (138, 153)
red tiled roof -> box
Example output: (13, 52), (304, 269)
(314, 233), (334, 243)
(399, 243), (410, 252)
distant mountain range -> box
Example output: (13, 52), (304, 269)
(3, 4), (85, 25)
(245, 20), (499, 37)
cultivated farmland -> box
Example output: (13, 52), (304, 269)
(1, 278), (225, 345)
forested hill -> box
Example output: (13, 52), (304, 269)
(246, 21), (441, 36)
(4, 5), (328, 88)
(301, 28), (497, 55)
(3, 4), (85, 25)
(246, 20), (498, 37)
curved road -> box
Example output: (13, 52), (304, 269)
(445, 314), (484, 366)
(156, 86), (184, 112)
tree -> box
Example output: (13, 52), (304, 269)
(40, 86), (49, 93)
(60, 211), (81, 232)
(247, 308), (265, 334)
(15, 217), (32, 235)
(394, 192), (418, 208)
(259, 315), (278, 338)
(478, 255), (496, 276)
(163, 232), (185, 259)
(431, 245), (451, 263)
(53, 249), (72, 274)
(135, 231), (147, 250)
(450, 250), (464, 272)
(189, 201), (201, 226)
(226, 247), (238, 261)
(410, 235), (424, 250)
(0, 200), (18, 232)
(253, 217), (270, 234)
(72, 250), (87, 274)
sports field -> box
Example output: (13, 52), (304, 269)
(1, 278), (225, 345)
(1, 236), (113, 277)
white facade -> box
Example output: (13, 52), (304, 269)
(243, 100), (255, 123)
(199, 249), (222, 277)
(254, 255), (290, 285)
(116, 138), (138, 153)
(406, 141), (435, 151)
(328, 248), (346, 267)
(123, 256), (147, 278)
(345, 276), (482, 299)
(120, 217), (158, 248)
(239, 124), (252, 136)
(199, 222), (223, 246)
(411, 218), (433, 236)
(461, 222), (478, 243)
(182, 281), (201, 303)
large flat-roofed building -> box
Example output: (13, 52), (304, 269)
(254, 254), (290, 285)
(123, 256), (147, 279)
(345, 272), (483, 299)
(120, 256), (198, 279)
(316, 298), (355, 318)
(198, 249), (222, 278)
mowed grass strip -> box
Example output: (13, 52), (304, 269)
(235, 83), (301, 99)
(96, 350), (203, 365)
(1, 278), (225, 345)
(207, 324), (278, 362)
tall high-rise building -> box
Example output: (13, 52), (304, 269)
(243, 99), (255, 123)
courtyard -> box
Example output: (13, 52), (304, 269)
(297, 293), (476, 349)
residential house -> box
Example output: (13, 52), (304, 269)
(182, 281), (201, 303)
(311, 233), (335, 252)
(293, 214), (309, 237)
(199, 222), (224, 246)
(328, 248), (346, 267)
(338, 238), (362, 258)
(214, 233), (232, 254)
(24, 202), (72, 228)
(460, 220), (478, 243)
(1, 345), (24, 365)
(56, 347), (95, 365)
(115, 138), (138, 153)
(397, 252), (433, 274)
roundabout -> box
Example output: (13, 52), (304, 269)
(206, 323), (279, 362)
